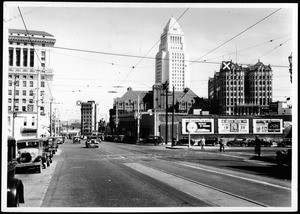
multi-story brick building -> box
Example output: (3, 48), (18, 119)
(7, 29), (56, 139)
(208, 60), (273, 115)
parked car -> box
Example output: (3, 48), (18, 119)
(176, 137), (195, 146)
(140, 135), (164, 145)
(16, 138), (46, 173)
(204, 137), (219, 146)
(47, 137), (58, 155)
(277, 138), (292, 147)
(55, 136), (64, 144)
(276, 149), (292, 166)
(41, 138), (53, 166)
(73, 136), (81, 144)
(7, 136), (25, 207)
(114, 135), (125, 142)
(85, 135), (101, 148)
(227, 138), (247, 147)
(247, 139), (272, 147)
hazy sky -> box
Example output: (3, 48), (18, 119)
(4, 2), (297, 121)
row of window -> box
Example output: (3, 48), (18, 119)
(8, 90), (44, 96)
(8, 80), (45, 88)
(8, 48), (46, 67)
(7, 105), (44, 113)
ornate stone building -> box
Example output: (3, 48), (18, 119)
(7, 29), (56, 138)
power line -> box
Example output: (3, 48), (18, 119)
(118, 7), (190, 87)
(204, 34), (291, 62)
(18, 7), (54, 100)
(249, 38), (292, 64)
(189, 8), (282, 65)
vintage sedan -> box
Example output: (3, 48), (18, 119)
(226, 138), (247, 147)
(85, 136), (101, 148)
(276, 149), (292, 166)
(176, 137), (195, 146)
(73, 136), (81, 144)
(7, 136), (25, 207)
(140, 135), (164, 145)
(16, 138), (47, 173)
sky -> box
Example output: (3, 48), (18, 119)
(3, 2), (298, 122)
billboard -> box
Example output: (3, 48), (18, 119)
(253, 119), (283, 134)
(182, 118), (214, 134)
(218, 119), (249, 134)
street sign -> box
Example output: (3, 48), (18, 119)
(187, 122), (197, 133)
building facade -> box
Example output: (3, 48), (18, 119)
(208, 60), (273, 115)
(155, 17), (190, 91)
(81, 101), (98, 136)
(7, 29), (56, 139)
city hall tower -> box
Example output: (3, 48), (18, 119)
(155, 17), (190, 91)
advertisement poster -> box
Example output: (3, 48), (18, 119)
(182, 118), (214, 134)
(218, 119), (249, 134)
(253, 119), (283, 134)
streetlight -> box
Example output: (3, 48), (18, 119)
(288, 52), (292, 83)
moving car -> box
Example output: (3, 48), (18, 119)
(226, 138), (247, 147)
(140, 135), (163, 145)
(85, 135), (101, 148)
(7, 136), (25, 207)
(55, 136), (64, 144)
(16, 138), (46, 173)
(73, 136), (81, 144)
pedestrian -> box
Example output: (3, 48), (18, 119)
(254, 135), (261, 157)
(200, 137), (205, 150)
(219, 137), (225, 152)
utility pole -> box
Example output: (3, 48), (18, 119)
(163, 81), (169, 145)
(36, 70), (41, 138)
(50, 99), (53, 136)
(12, 74), (18, 138)
(115, 99), (119, 135)
(171, 85), (175, 147)
(137, 95), (140, 143)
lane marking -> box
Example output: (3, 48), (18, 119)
(124, 162), (265, 207)
(177, 162), (291, 191)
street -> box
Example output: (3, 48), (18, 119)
(14, 138), (292, 211)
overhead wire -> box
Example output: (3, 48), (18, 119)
(203, 34), (291, 62)
(189, 8), (282, 65)
(18, 7), (54, 100)
(249, 38), (292, 64)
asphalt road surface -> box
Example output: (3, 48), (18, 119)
(15, 139), (294, 212)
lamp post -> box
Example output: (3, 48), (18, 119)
(288, 53), (292, 83)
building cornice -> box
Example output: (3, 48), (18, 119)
(9, 36), (56, 46)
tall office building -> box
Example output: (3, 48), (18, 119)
(208, 60), (273, 115)
(81, 101), (98, 136)
(7, 29), (56, 138)
(155, 17), (190, 91)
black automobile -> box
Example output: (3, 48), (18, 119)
(7, 136), (25, 207)
(140, 135), (163, 145)
(205, 137), (219, 146)
(276, 149), (292, 166)
(176, 137), (195, 146)
(277, 138), (292, 147)
(85, 135), (101, 148)
(248, 139), (272, 147)
(73, 136), (81, 144)
(227, 138), (247, 147)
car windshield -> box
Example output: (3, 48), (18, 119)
(17, 141), (39, 149)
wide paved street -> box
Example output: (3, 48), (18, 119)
(15, 139), (293, 211)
